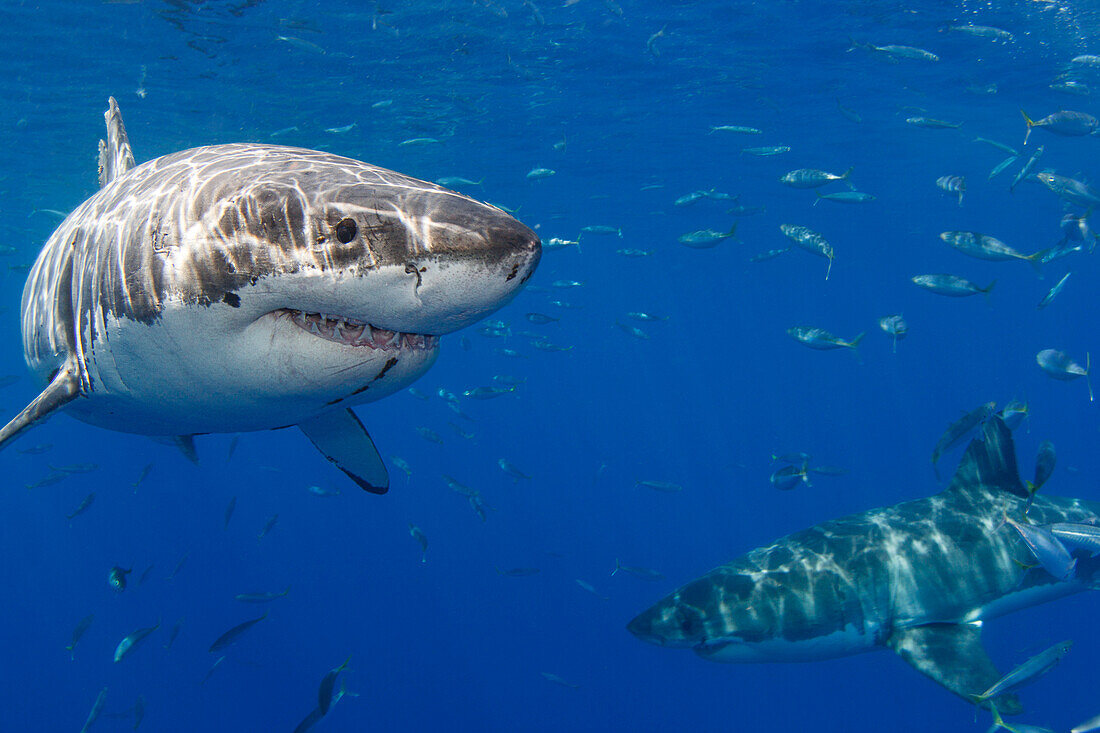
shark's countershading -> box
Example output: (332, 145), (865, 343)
(0, 98), (540, 491)
(629, 418), (1100, 714)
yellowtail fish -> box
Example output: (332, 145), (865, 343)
(1021, 109), (1099, 145)
(786, 326), (863, 354)
(936, 176), (965, 205)
(907, 117), (962, 129)
(209, 613), (267, 653)
(878, 314), (907, 353)
(972, 641), (1072, 702)
(678, 224), (737, 248)
(911, 274), (995, 299)
(742, 146), (790, 156)
(114, 621), (160, 662)
(409, 524), (428, 562)
(779, 224), (834, 279)
(80, 688), (108, 733)
(1037, 272), (1071, 309)
(635, 479), (682, 492)
(813, 190), (875, 205)
(1035, 349), (1092, 401)
(709, 125), (761, 134)
(67, 613), (94, 659)
(938, 231), (1042, 271)
(780, 167), (852, 189)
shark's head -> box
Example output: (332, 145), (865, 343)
(36, 143), (541, 433)
(628, 558), (874, 663)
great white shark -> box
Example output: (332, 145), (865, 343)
(628, 417), (1099, 714)
(0, 98), (540, 491)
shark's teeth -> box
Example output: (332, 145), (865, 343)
(276, 309), (438, 351)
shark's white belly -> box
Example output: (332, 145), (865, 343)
(64, 292), (437, 436)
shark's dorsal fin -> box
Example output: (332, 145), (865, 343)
(947, 416), (1028, 499)
(97, 97), (135, 188)
(887, 623), (1022, 715)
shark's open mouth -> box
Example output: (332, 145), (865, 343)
(276, 309), (439, 351)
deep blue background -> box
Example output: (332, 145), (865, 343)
(0, 0), (1097, 730)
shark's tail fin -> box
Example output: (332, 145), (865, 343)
(947, 417), (1028, 498)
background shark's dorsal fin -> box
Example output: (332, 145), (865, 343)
(97, 97), (135, 188)
(947, 416), (1028, 498)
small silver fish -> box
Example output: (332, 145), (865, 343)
(114, 621), (160, 663)
(306, 483), (341, 498)
(742, 145), (790, 156)
(779, 224), (834, 279)
(709, 125), (761, 134)
(416, 427), (444, 444)
(616, 321), (649, 340)
(813, 191), (875, 205)
(526, 167), (556, 180)
(931, 401), (996, 477)
(108, 566), (132, 592)
(678, 224), (737, 248)
(770, 463), (811, 490)
(409, 524), (428, 562)
(906, 117), (962, 129)
(1010, 146), (1043, 193)
(235, 586), (291, 603)
(973, 640), (1073, 702)
(780, 168), (852, 189)
(67, 614), (95, 660)
(748, 247), (790, 263)
(67, 493), (95, 520)
(999, 400), (1029, 431)
(80, 687), (108, 733)
(574, 579), (609, 600)
(988, 156), (1018, 180)
(635, 479), (683, 492)
(1036, 349), (1092, 401)
(911, 274), (995, 299)
(208, 613), (267, 653)
(1037, 272), (1071, 309)
(878, 315), (908, 353)
(936, 175), (966, 206)
(498, 458), (531, 481)
(1003, 513), (1076, 580)
(398, 137), (440, 146)
(611, 559), (665, 580)
(787, 326), (863, 353)
(1021, 109), (1099, 145)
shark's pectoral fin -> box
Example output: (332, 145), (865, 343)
(298, 410), (388, 494)
(173, 435), (199, 464)
(0, 361), (81, 451)
(887, 623), (1023, 715)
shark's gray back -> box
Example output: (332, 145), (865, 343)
(21, 143), (518, 383)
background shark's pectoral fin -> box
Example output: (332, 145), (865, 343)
(173, 435), (199, 464)
(887, 624), (1022, 715)
(299, 410), (389, 494)
(0, 362), (81, 451)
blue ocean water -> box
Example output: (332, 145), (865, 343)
(0, 0), (1098, 730)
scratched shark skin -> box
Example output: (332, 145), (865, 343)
(629, 418), (1100, 713)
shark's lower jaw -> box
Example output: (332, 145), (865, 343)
(275, 308), (440, 351)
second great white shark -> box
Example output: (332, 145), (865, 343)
(0, 98), (541, 491)
(629, 417), (1099, 714)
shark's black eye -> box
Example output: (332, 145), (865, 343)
(334, 218), (358, 244)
